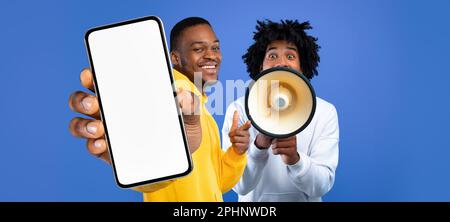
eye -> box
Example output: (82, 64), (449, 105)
(212, 46), (220, 51)
(193, 48), (204, 53)
(267, 54), (277, 60)
(287, 54), (296, 60)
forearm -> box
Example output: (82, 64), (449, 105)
(218, 146), (247, 192)
(287, 104), (340, 198)
(234, 142), (269, 195)
(222, 119), (269, 195)
(221, 102), (263, 194)
(287, 156), (332, 197)
(183, 114), (202, 153)
(286, 139), (338, 198)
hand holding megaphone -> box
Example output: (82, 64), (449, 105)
(271, 136), (300, 165)
(254, 133), (299, 165)
(254, 133), (273, 149)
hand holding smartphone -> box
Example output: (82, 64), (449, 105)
(84, 16), (192, 188)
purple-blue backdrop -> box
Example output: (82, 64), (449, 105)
(1, 0), (449, 201)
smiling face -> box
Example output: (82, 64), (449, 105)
(171, 24), (221, 87)
(261, 40), (302, 72)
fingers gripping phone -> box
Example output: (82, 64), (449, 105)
(85, 16), (192, 188)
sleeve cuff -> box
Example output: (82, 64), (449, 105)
(248, 142), (269, 160)
(226, 146), (247, 163)
(287, 151), (311, 178)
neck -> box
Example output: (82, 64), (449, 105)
(188, 76), (204, 93)
(175, 67), (204, 93)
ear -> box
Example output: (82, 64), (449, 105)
(171, 51), (180, 66)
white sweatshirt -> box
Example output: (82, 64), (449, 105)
(222, 96), (339, 202)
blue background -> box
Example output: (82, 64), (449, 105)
(1, 0), (449, 201)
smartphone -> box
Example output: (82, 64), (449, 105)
(84, 16), (192, 188)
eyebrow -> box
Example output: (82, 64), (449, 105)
(266, 46), (298, 52)
(266, 46), (277, 52)
(190, 40), (220, 47)
(286, 46), (298, 52)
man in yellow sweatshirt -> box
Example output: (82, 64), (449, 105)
(68, 17), (251, 201)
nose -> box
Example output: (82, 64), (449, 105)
(273, 57), (289, 68)
(204, 49), (219, 61)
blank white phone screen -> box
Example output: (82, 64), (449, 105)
(86, 17), (191, 188)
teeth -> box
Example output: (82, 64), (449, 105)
(201, 65), (215, 69)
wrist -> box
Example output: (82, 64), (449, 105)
(287, 152), (300, 165)
(254, 136), (270, 149)
(232, 146), (246, 155)
(183, 114), (200, 125)
(254, 140), (268, 150)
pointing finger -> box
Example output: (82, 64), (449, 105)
(230, 110), (239, 132)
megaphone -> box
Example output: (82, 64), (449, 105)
(245, 67), (316, 138)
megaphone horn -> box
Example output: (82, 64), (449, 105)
(245, 67), (316, 138)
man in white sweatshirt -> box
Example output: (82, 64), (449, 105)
(222, 20), (339, 202)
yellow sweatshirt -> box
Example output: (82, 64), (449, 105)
(134, 69), (247, 202)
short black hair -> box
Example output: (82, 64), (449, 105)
(243, 20), (320, 80)
(170, 17), (211, 51)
